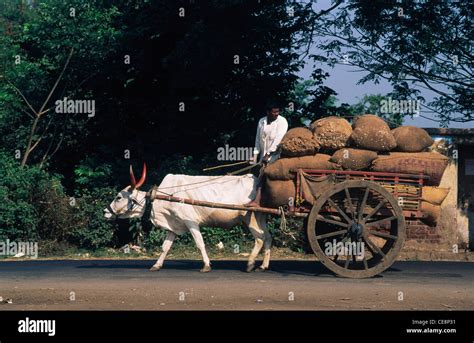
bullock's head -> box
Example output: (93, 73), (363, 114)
(104, 163), (148, 220)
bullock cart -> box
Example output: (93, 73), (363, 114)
(149, 169), (429, 278)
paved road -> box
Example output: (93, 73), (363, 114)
(0, 259), (472, 310)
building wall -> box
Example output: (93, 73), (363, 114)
(438, 161), (460, 246)
(458, 146), (474, 249)
(403, 141), (470, 252)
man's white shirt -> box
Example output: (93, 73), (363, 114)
(254, 115), (288, 163)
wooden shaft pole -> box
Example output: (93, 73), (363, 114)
(150, 193), (308, 217)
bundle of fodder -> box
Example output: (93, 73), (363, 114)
(330, 148), (378, 170)
(262, 179), (296, 208)
(392, 126), (434, 152)
(421, 186), (450, 205)
(350, 114), (396, 152)
(264, 153), (337, 180)
(419, 186), (450, 226)
(310, 116), (352, 151)
(279, 127), (320, 157)
(371, 152), (449, 186)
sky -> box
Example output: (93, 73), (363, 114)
(297, 0), (473, 129)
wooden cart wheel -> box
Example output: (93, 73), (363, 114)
(307, 180), (405, 278)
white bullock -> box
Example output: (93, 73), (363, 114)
(104, 164), (272, 273)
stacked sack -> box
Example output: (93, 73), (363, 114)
(262, 125), (337, 208)
(420, 186), (450, 226)
(262, 114), (450, 226)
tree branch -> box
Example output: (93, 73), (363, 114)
(20, 48), (74, 167)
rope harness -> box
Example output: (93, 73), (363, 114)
(107, 192), (150, 219)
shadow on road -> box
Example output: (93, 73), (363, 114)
(76, 259), (402, 278)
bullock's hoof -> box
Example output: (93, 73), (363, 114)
(149, 265), (161, 272)
(255, 266), (267, 272)
(200, 265), (211, 273)
(246, 264), (255, 273)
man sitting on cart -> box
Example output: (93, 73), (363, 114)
(245, 100), (288, 207)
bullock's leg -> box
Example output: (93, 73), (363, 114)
(247, 235), (264, 273)
(188, 225), (211, 273)
(259, 228), (272, 271)
(255, 214), (272, 271)
(150, 231), (176, 271)
(246, 212), (265, 273)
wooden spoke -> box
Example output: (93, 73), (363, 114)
(344, 254), (351, 269)
(344, 188), (355, 220)
(366, 215), (398, 227)
(362, 255), (368, 270)
(316, 215), (349, 228)
(363, 236), (385, 257)
(315, 229), (347, 240)
(327, 197), (352, 224)
(368, 230), (397, 240)
(364, 200), (387, 223)
(333, 236), (349, 262)
(357, 187), (370, 222)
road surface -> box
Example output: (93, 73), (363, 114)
(0, 259), (473, 310)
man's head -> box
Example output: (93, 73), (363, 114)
(266, 101), (280, 122)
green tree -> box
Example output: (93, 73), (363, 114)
(349, 94), (404, 128)
(312, 0), (473, 125)
(0, 0), (120, 167)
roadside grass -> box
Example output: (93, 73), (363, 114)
(0, 243), (315, 261)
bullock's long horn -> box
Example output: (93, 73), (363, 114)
(130, 165), (137, 188)
(135, 163), (147, 189)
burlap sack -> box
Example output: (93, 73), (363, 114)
(421, 186), (450, 205)
(371, 152), (448, 186)
(264, 153), (336, 180)
(392, 126), (434, 152)
(330, 148), (378, 170)
(420, 201), (441, 226)
(310, 116), (352, 150)
(279, 127), (320, 157)
(350, 114), (396, 151)
(262, 179), (296, 208)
